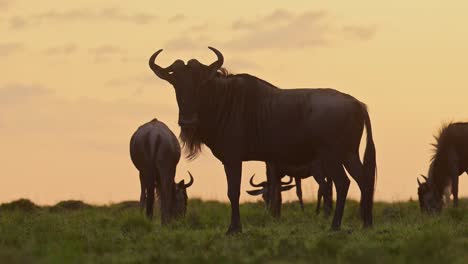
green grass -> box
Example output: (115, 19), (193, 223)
(1, 199), (468, 264)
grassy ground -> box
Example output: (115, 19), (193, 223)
(1, 198), (468, 264)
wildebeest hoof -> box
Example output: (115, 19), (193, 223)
(226, 226), (242, 235)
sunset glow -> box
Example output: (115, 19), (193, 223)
(1, 0), (467, 205)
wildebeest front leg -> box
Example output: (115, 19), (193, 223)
(325, 161), (350, 230)
(452, 174), (459, 207)
(224, 161), (243, 235)
(323, 178), (334, 217)
(266, 165), (283, 218)
(295, 177), (304, 211)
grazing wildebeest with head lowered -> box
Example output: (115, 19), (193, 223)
(418, 122), (468, 213)
(130, 118), (194, 224)
(149, 47), (376, 234)
(246, 161), (333, 216)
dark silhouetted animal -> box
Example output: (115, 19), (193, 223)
(130, 118), (194, 224)
(149, 47), (376, 234)
(246, 174), (296, 205)
(246, 161), (333, 216)
(418, 122), (468, 213)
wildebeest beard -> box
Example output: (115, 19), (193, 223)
(178, 67), (232, 160)
(179, 126), (202, 160)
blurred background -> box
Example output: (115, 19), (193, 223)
(1, 0), (467, 204)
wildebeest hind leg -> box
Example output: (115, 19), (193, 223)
(224, 161), (243, 235)
(295, 177), (304, 211)
(139, 172), (146, 212)
(145, 173), (155, 220)
(343, 153), (372, 228)
(316, 184), (323, 215)
(324, 161), (350, 230)
(452, 174), (459, 207)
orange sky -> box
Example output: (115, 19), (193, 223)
(1, 0), (467, 205)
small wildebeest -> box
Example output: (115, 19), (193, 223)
(246, 161), (333, 216)
(130, 118), (194, 224)
(149, 47), (376, 234)
(418, 122), (468, 213)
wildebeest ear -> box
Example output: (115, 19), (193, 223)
(177, 180), (185, 188)
(280, 185), (296, 192)
(420, 174), (428, 181)
(246, 189), (264, 196)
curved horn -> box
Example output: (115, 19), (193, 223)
(420, 174), (428, 182)
(281, 175), (293, 185)
(148, 49), (173, 82)
(184, 171), (194, 188)
(206, 47), (224, 77)
(249, 174), (266, 187)
(417, 178), (422, 186)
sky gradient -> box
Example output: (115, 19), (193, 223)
(1, 0), (467, 205)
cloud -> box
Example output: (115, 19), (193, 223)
(226, 10), (332, 50)
(164, 36), (205, 51)
(105, 74), (155, 96)
(0, 42), (23, 57)
(186, 22), (210, 32)
(225, 9), (376, 51)
(168, 14), (186, 23)
(44, 44), (77, 56)
(341, 25), (376, 40)
(89, 45), (126, 63)
(1, 88), (177, 145)
(106, 74), (154, 87)
(0, 0), (10, 10)
(9, 8), (157, 29)
(225, 58), (260, 72)
(232, 8), (293, 31)
(164, 9), (375, 53)
(9, 16), (27, 29)
(0, 83), (53, 104)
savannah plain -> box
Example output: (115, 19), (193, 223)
(1, 198), (468, 263)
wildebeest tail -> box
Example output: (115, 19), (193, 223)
(144, 133), (162, 219)
(362, 103), (376, 192)
(150, 134), (174, 225)
(361, 103), (376, 226)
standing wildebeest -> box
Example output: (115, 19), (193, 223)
(149, 47), (376, 234)
(418, 122), (468, 213)
(130, 118), (194, 224)
(246, 161), (334, 216)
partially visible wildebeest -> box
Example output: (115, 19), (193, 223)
(149, 47), (376, 234)
(418, 122), (468, 213)
(130, 118), (194, 224)
(246, 161), (333, 216)
(246, 174), (296, 206)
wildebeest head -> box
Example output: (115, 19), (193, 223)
(417, 175), (442, 214)
(246, 174), (296, 206)
(149, 47), (224, 128)
(173, 171), (194, 217)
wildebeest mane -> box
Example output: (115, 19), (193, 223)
(216, 67), (233, 77)
(179, 67), (281, 160)
(429, 122), (455, 196)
